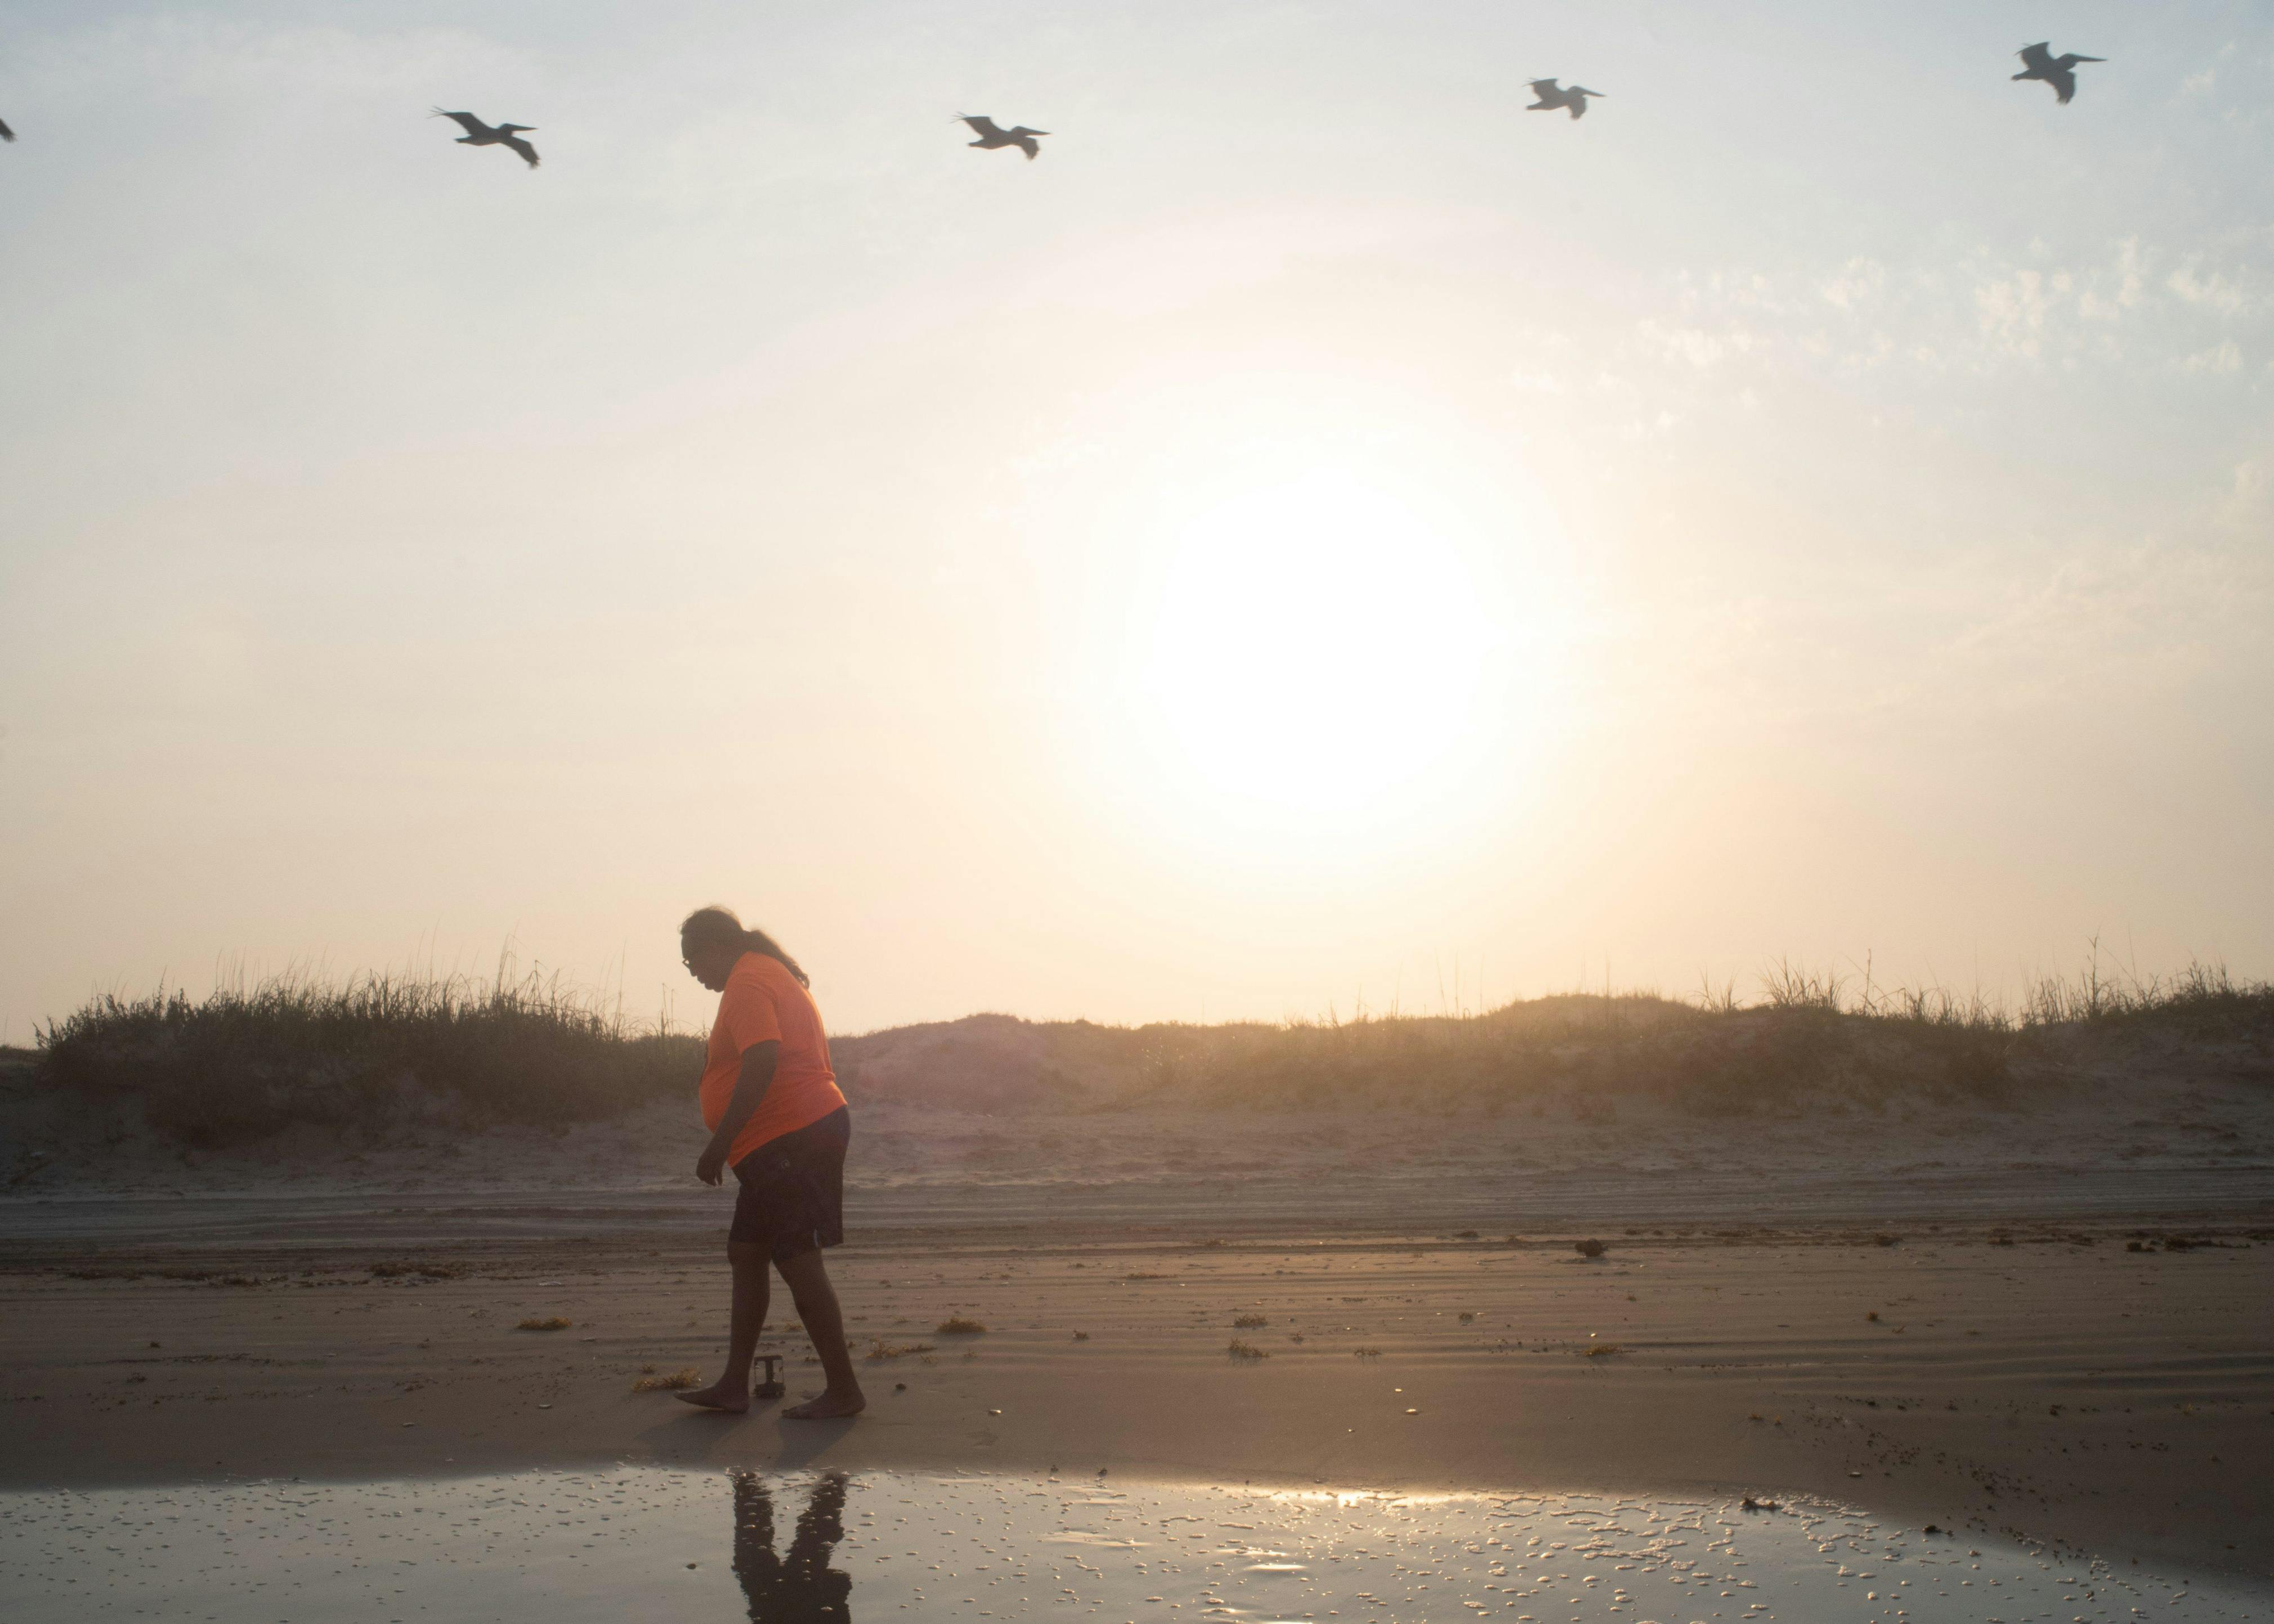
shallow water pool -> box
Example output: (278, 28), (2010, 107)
(0, 1468), (2261, 1623)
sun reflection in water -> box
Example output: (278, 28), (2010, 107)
(0, 1469), (2255, 1622)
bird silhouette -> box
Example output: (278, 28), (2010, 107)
(957, 114), (1048, 160)
(431, 108), (539, 168)
(0, 115), (14, 143)
(2012, 43), (2103, 105)
(1525, 79), (1604, 120)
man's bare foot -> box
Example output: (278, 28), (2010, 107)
(781, 1388), (866, 1420)
(673, 1380), (750, 1414)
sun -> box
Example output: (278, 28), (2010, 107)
(1123, 469), (1521, 835)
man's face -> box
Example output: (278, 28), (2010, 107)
(682, 937), (735, 992)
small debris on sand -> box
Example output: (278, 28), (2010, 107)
(1233, 1313), (1268, 1328)
(631, 1368), (702, 1393)
(1575, 1239), (1607, 1259)
(516, 1316), (572, 1332)
(1226, 1339), (1268, 1361)
(935, 1316), (987, 1335)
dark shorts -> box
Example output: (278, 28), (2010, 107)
(729, 1106), (849, 1264)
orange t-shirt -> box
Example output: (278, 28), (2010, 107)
(700, 952), (846, 1167)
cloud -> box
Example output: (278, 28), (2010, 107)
(2179, 339), (2244, 374)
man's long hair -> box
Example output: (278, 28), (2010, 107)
(681, 905), (811, 988)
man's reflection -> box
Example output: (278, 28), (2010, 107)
(731, 1469), (852, 1621)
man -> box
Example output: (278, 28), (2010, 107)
(674, 905), (865, 1419)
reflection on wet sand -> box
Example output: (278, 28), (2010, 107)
(732, 1469), (850, 1622)
(0, 1467), (2263, 1622)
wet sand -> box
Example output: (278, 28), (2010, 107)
(3, 1218), (2269, 1583)
(6, 1469), (2257, 1624)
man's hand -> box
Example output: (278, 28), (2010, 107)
(696, 1140), (729, 1186)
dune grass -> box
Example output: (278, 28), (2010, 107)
(1090, 948), (2272, 1118)
(29, 945), (2270, 1149)
(35, 957), (703, 1149)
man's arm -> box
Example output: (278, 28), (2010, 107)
(696, 1040), (781, 1186)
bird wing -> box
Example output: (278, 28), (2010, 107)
(501, 132), (540, 168)
(960, 115), (1004, 138)
(2016, 43), (2054, 74)
(1015, 134), (1040, 159)
(1571, 86), (1602, 98)
(432, 108), (488, 136)
(2051, 70), (2076, 104)
(0, 115), (14, 142)
(1527, 78), (1561, 93)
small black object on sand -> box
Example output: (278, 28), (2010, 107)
(754, 1354), (785, 1401)
(1575, 1238), (1608, 1259)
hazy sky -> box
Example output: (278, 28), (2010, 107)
(4, 1), (2271, 1042)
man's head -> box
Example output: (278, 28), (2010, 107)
(680, 905), (748, 992)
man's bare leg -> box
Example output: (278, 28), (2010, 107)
(776, 1249), (866, 1419)
(677, 1239), (772, 1413)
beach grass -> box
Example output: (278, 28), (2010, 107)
(28, 946), (2269, 1148)
(35, 957), (702, 1149)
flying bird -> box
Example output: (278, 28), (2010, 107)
(0, 115), (14, 143)
(2012, 43), (2103, 105)
(957, 114), (1048, 160)
(431, 107), (539, 168)
(1525, 79), (1604, 119)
